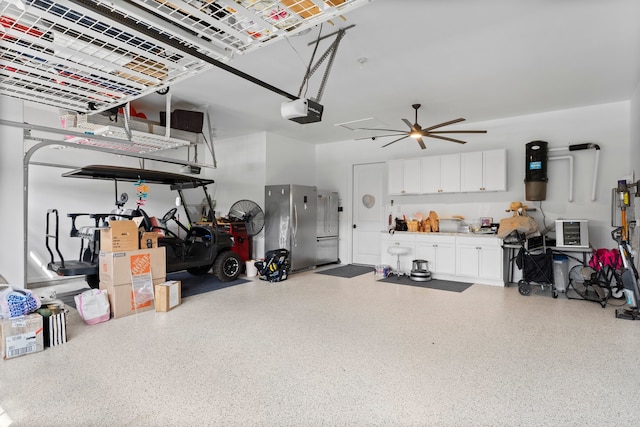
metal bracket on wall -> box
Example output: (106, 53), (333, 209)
(549, 143), (600, 202)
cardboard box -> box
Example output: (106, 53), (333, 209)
(140, 232), (159, 249)
(99, 247), (166, 286)
(155, 280), (181, 312)
(100, 220), (139, 252)
(281, 0), (345, 19)
(1, 314), (44, 360)
(100, 278), (165, 319)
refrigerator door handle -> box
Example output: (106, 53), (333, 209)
(292, 203), (298, 246)
(325, 201), (329, 234)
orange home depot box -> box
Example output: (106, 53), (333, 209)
(155, 280), (181, 312)
(100, 278), (165, 319)
(99, 247), (166, 286)
(100, 220), (139, 252)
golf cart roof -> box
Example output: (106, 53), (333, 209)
(62, 165), (215, 189)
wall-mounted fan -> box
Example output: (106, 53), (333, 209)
(358, 104), (487, 149)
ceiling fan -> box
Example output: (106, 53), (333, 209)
(358, 104), (487, 149)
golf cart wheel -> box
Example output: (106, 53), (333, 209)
(518, 280), (532, 296)
(214, 251), (242, 282)
(187, 264), (213, 276)
(86, 274), (99, 289)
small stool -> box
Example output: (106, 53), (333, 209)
(388, 244), (410, 278)
(410, 259), (432, 282)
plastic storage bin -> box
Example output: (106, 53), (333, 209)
(553, 254), (569, 292)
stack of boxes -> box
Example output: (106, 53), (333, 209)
(98, 220), (166, 319)
(1, 220), (183, 361)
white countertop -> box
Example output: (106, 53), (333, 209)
(382, 230), (501, 238)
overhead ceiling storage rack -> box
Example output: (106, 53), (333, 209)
(0, 0), (371, 115)
(58, 111), (199, 153)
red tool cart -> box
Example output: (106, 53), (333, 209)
(217, 221), (251, 262)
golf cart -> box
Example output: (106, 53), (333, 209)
(45, 165), (242, 288)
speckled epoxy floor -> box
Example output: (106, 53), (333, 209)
(1, 269), (639, 426)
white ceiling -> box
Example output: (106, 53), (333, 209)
(47, 1), (640, 146)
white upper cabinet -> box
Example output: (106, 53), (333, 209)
(388, 159), (422, 195)
(482, 149), (507, 192)
(460, 149), (507, 192)
(420, 156), (441, 194)
(387, 160), (404, 195)
(440, 153), (462, 193)
(389, 149), (505, 195)
(421, 154), (461, 194)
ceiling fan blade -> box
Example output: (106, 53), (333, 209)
(428, 130), (487, 134)
(354, 133), (406, 141)
(401, 118), (413, 129)
(423, 118), (466, 132)
(426, 134), (467, 144)
(357, 127), (407, 133)
(382, 135), (409, 147)
(416, 137), (426, 150)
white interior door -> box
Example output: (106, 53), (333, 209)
(352, 162), (385, 265)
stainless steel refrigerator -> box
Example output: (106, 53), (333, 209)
(317, 191), (339, 265)
(264, 185), (317, 272)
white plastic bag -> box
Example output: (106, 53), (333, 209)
(74, 289), (110, 325)
(0, 285), (12, 319)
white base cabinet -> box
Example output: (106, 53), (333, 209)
(415, 235), (456, 275)
(455, 236), (503, 285)
(380, 233), (504, 286)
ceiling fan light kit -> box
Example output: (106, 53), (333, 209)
(359, 104), (487, 149)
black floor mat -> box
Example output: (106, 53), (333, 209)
(165, 272), (249, 298)
(316, 264), (373, 278)
(379, 276), (473, 293)
(57, 273), (250, 309)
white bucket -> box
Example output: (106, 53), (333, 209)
(245, 260), (258, 277)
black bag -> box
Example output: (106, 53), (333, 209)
(395, 218), (408, 231)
